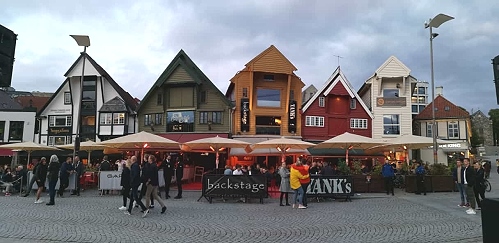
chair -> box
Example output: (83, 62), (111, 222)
(194, 166), (204, 182)
(83, 172), (96, 188)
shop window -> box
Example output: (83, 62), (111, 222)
(383, 114), (400, 135)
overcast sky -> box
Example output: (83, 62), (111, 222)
(2, 0), (498, 113)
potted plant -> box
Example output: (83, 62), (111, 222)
(429, 163), (454, 192)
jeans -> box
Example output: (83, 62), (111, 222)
(456, 183), (467, 204)
(48, 180), (57, 203)
(301, 183), (309, 206)
(128, 186), (147, 213)
(464, 185), (476, 209)
(293, 186), (304, 205)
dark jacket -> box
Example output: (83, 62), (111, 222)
(59, 162), (73, 180)
(382, 164), (395, 177)
(462, 166), (476, 187)
(130, 162), (141, 187)
(143, 163), (159, 186)
(120, 166), (131, 188)
(47, 161), (60, 181)
(74, 161), (85, 177)
(2, 172), (13, 182)
(474, 168), (485, 188)
(321, 166), (334, 176)
(34, 163), (48, 183)
(175, 161), (184, 180)
(141, 163), (150, 183)
(309, 166), (319, 175)
(100, 160), (111, 171)
(160, 159), (175, 177)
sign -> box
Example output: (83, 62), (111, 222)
(99, 171), (122, 190)
(240, 98), (250, 132)
(49, 108), (71, 114)
(376, 97), (406, 107)
(48, 127), (71, 135)
(202, 174), (268, 198)
(166, 111), (194, 132)
(288, 100), (297, 133)
(306, 175), (354, 196)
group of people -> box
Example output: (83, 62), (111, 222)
(453, 158), (487, 215)
(1, 164), (27, 196)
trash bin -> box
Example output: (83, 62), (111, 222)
(482, 198), (499, 243)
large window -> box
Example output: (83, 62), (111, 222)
(48, 136), (72, 146)
(9, 121), (24, 141)
(100, 113), (112, 125)
(64, 92), (71, 104)
(256, 89), (280, 107)
(448, 122), (459, 139)
(383, 114), (400, 135)
(350, 118), (368, 129)
(167, 111), (194, 132)
(305, 116), (324, 127)
(383, 89), (399, 98)
(256, 116), (281, 135)
(154, 113), (162, 125)
(113, 113), (125, 124)
(0, 121), (4, 141)
(427, 123), (433, 138)
(144, 114), (152, 126)
(49, 116), (72, 127)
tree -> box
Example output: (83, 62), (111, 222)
(470, 121), (483, 148)
(488, 109), (499, 146)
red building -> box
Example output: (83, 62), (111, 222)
(301, 67), (373, 142)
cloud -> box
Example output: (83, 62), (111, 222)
(1, 0), (499, 113)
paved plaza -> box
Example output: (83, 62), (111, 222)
(0, 172), (497, 243)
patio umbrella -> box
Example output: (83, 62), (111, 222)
(57, 141), (107, 164)
(251, 137), (316, 163)
(314, 132), (386, 165)
(182, 135), (251, 169)
(0, 141), (60, 165)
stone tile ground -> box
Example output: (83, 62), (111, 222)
(1, 169), (496, 243)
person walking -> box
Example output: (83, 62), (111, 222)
(453, 159), (468, 207)
(415, 161), (426, 195)
(46, 155), (61, 206)
(290, 160), (309, 209)
(71, 156), (84, 196)
(174, 157), (184, 199)
(100, 155), (111, 195)
(382, 159), (395, 196)
(23, 157), (47, 197)
(462, 158), (477, 215)
(143, 156), (167, 214)
(33, 158), (48, 204)
(126, 156), (149, 217)
(119, 158), (132, 211)
(474, 162), (486, 210)
(58, 157), (74, 197)
(160, 155), (174, 199)
(138, 154), (154, 208)
(278, 162), (291, 206)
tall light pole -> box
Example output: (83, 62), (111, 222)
(425, 14), (454, 164)
(70, 35), (90, 160)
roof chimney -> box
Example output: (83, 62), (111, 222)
(435, 86), (443, 96)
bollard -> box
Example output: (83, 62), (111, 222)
(482, 198), (499, 243)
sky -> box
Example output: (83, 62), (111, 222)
(1, 0), (498, 114)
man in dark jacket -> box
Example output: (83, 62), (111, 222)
(160, 155), (174, 199)
(58, 157), (74, 197)
(462, 158), (477, 215)
(126, 156), (148, 217)
(143, 156), (167, 213)
(33, 158), (48, 203)
(382, 159), (395, 196)
(320, 162), (334, 176)
(415, 161), (426, 195)
(71, 156), (84, 196)
(46, 155), (61, 206)
(174, 157), (184, 199)
(24, 157), (46, 197)
(100, 156), (111, 195)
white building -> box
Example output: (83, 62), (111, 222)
(36, 53), (138, 146)
(0, 90), (36, 143)
(358, 56), (418, 139)
(411, 81), (429, 116)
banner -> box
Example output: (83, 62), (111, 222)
(240, 98), (250, 132)
(288, 100), (297, 133)
(202, 174), (268, 198)
(306, 175), (354, 196)
(99, 171), (122, 190)
(28, 171), (76, 190)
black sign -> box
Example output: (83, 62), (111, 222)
(306, 175), (354, 196)
(0, 24), (17, 88)
(492, 55), (499, 105)
(202, 174), (268, 198)
(48, 127), (71, 135)
(240, 98), (250, 132)
(288, 100), (297, 133)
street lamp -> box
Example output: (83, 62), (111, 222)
(70, 35), (90, 159)
(425, 14), (454, 164)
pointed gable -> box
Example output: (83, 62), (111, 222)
(375, 56), (411, 78)
(415, 95), (470, 120)
(245, 45), (297, 74)
(302, 67), (373, 118)
(99, 96), (128, 112)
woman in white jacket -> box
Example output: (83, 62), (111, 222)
(278, 162), (292, 206)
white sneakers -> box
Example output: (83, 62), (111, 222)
(466, 208), (476, 215)
(118, 206), (127, 211)
(292, 204), (307, 209)
(34, 199), (44, 204)
(142, 209), (149, 218)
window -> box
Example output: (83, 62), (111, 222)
(49, 116), (72, 127)
(448, 122), (459, 139)
(64, 92), (71, 104)
(144, 114), (152, 126)
(113, 113), (125, 124)
(212, 112), (223, 124)
(417, 96), (426, 103)
(444, 106), (450, 111)
(154, 113), (162, 125)
(256, 89), (280, 107)
(199, 112), (209, 124)
(418, 87), (426, 94)
(200, 91), (207, 103)
(255, 116), (281, 135)
(419, 105), (425, 112)
(82, 90), (96, 101)
(83, 80), (96, 86)
(412, 105), (418, 113)
(48, 136), (72, 146)
(427, 123), (433, 138)
(9, 121), (24, 141)
(157, 93), (163, 105)
(289, 90), (294, 100)
(305, 116), (325, 127)
(0, 121), (4, 141)
(383, 114), (400, 135)
(350, 98), (356, 109)
(318, 97), (325, 107)
(242, 88), (248, 98)
(100, 113), (112, 125)
(263, 75), (274, 81)
(383, 89), (399, 98)
(350, 119), (368, 129)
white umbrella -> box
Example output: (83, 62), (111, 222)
(251, 137), (316, 163)
(0, 141), (60, 165)
(183, 135), (251, 169)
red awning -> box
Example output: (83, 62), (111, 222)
(158, 133), (229, 143)
(0, 149), (14, 156)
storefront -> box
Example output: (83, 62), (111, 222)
(420, 141), (470, 165)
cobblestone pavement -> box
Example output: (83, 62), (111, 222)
(1, 171), (497, 243)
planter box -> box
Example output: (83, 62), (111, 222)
(405, 175), (433, 193)
(431, 175), (455, 192)
(352, 174), (385, 193)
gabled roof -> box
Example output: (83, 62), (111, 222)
(302, 67), (373, 119)
(375, 55), (411, 77)
(471, 110), (488, 118)
(415, 95), (470, 120)
(245, 45), (297, 71)
(0, 90), (23, 111)
(138, 50), (231, 111)
(15, 96), (50, 113)
(99, 96), (128, 112)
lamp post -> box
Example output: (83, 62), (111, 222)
(70, 35), (90, 160)
(424, 14), (454, 164)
